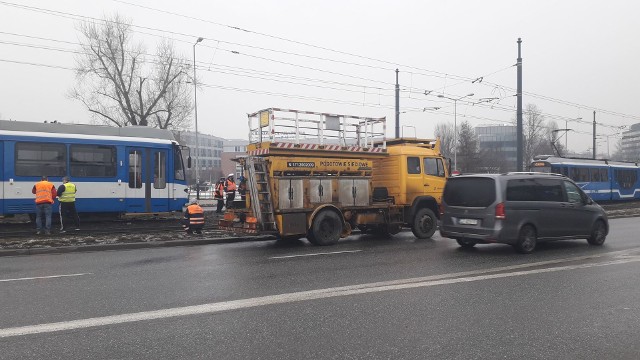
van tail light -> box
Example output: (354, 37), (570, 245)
(495, 202), (506, 219)
(439, 203), (445, 216)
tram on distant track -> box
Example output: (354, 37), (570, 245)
(530, 155), (640, 202)
(0, 120), (189, 217)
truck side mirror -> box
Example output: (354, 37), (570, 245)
(187, 156), (192, 168)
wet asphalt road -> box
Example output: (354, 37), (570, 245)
(1, 217), (639, 359)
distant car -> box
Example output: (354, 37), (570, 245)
(439, 172), (609, 253)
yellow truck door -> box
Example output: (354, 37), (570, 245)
(422, 157), (447, 203)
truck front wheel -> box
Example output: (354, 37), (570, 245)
(308, 210), (342, 246)
(411, 208), (437, 239)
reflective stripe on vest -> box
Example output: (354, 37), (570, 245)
(35, 181), (54, 204)
(187, 205), (205, 225)
(59, 182), (77, 203)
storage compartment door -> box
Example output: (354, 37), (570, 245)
(290, 179), (304, 208)
(339, 178), (355, 206)
(310, 178), (332, 204)
(278, 179), (292, 210)
(353, 179), (370, 206)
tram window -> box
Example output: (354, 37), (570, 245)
(70, 145), (116, 177)
(615, 169), (637, 190)
(551, 166), (562, 174)
(154, 152), (167, 189)
(407, 157), (421, 174)
(15, 142), (66, 177)
(174, 147), (185, 181)
(590, 167), (608, 182)
(129, 151), (142, 188)
(570, 167), (590, 182)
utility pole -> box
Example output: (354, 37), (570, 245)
(395, 69), (400, 139)
(516, 38), (523, 171)
(593, 111), (596, 159)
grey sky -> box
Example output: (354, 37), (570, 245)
(0, 0), (638, 154)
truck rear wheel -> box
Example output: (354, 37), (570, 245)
(308, 210), (342, 246)
(411, 208), (437, 239)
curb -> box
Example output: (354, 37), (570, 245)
(0, 235), (277, 257)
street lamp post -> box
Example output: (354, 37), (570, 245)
(437, 93), (474, 171)
(193, 37), (203, 199)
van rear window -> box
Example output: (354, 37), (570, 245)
(443, 177), (495, 207)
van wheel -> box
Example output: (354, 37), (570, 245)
(587, 220), (607, 246)
(456, 238), (477, 248)
(309, 210), (342, 246)
(515, 225), (537, 254)
(411, 208), (437, 239)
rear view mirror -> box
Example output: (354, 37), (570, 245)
(187, 156), (192, 168)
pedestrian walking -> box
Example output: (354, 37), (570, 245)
(224, 173), (237, 209)
(32, 175), (57, 235)
(183, 199), (205, 234)
(57, 176), (80, 232)
(214, 177), (225, 213)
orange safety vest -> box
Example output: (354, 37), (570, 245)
(215, 183), (224, 198)
(187, 204), (205, 225)
(35, 181), (55, 204)
(226, 179), (237, 191)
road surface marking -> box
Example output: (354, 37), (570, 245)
(270, 250), (362, 259)
(1, 253), (639, 338)
(0, 273), (92, 283)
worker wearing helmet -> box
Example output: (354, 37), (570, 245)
(214, 177), (226, 214)
(224, 173), (237, 209)
(183, 198), (205, 234)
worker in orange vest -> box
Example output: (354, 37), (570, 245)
(214, 177), (225, 214)
(224, 173), (237, 209)
(32, 175), (57, 235)
(183, 199), (205, 234)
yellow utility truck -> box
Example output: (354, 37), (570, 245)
(219, 108), (449, 245)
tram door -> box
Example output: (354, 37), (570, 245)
(126, 148), (151, 213)
(0, 142), (3, 214)
(150, 149), (169, 212)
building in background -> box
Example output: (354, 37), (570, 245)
(222, 139), (249, 179)
(475, 124), (517, 172)
(620, 123), (640, 161)
(172, 130), (224, 184)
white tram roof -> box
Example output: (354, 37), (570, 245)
(0, 120), (176, 144)
(533, 155), (638, 167)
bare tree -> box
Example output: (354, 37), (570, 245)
(522, 104), (553, 166)
(457, 121), (480, 173)
(434, 121), (454, 159)
(70, 14), (192, 129)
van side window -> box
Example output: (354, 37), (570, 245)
(407, 157), (421, 174)
(564, 181), (583, 204)
(506, 179), (563, 202)
(535, 179), (564, 202)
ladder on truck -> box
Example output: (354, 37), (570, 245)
(245, 156), (277, 232)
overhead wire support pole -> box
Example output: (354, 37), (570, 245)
(193, 37), (203, 199)
(516, 38), (523, 171)
(395, 69), (400, 139)
(593, 111), (597, 159)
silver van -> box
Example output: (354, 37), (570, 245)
(439, 173), (608, 253)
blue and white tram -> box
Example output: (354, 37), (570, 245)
(0, 120), (189, 217)
(530, 155), (640, 202)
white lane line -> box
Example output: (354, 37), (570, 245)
(1, 255), (639, 339)
(270, 250), (363, 259)
(0, 273), (92, 283)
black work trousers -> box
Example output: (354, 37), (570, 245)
(216, 197), (225, 213)
(59, 202), (80, 230)
(226, 191), (236, 208)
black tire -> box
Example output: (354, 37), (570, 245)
(514, 225), (537, 254)
(456, 238), (477, 248)
(411, 208), (437, 239)
(309, 210), (342, 246)
(587, 220), (607, 246)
